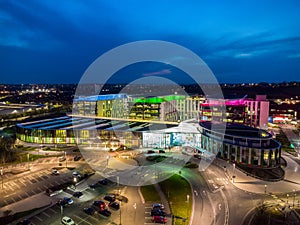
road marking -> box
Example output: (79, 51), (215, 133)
(49, 208), (57, 213)
(42, 212), (50, 218)
(11, 197), (16, 202)
(38, 187), (42, 192)
(35, 216), (43, 221)
(43, 185), (48, 189)
(55, 181), (60, 185)
(74, 214), (93, 225)
(18, 195), (23, 200)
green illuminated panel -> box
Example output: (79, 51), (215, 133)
(134, 95), (185, 103)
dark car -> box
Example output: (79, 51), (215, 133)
(152, 215), (167, 224)
(73, 191), (83, 198)
(153, 203), (165, 210)
(93, 200), (106, 211)
(108, 201), (120, 210)
(159, 150), (166, 154)
(57, 199), (68, 207)
(193, 154), (201, 159)
(99, 209), (111, 217)
(147, 150), (155, 154)
(83, 207), (95, 215)
(74, 155), (81, 161)
(98, 178), (108, 185)
(151, 209), (166, 216)
(104, 194), (116, 202)
(89, 183), (97, 189)
(16, 219), (32, 225)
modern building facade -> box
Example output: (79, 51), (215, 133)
(16, 93), (280, 169)
(199, 121), (281, 167)
(200, 95), (269, 129)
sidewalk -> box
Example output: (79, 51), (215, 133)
(0, 192), (53, 218)
(214, 157), (300, 195)
(154, 183), (172, 225)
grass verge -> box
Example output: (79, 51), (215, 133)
(141, 185), (161, 202)
(159, 174), (192, 225)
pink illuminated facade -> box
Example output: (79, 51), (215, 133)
(200, 95), (269, 129)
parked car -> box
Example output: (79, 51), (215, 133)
(73, 191), (83, 198)
(108, 201), (120, 210)
(99, 209), (112, 217)
(147, 150), (155, 154)
(57, 199), (68, 207)
(159, 150), (166, 154)
(153, 203), (165, 210)
(61, 216), (75, 225)
(152, 215), (167, 224)
(72, 171), (81, 178)
(98, 178), (108, 185)
(89, 183), (97, 189)
(74, 155), (81, 161)
(93, 200), (106, 211)
(151, 209), (166, 216)
(52, 169), (59, 175)
(83, 207), (95, 215)
(104, 194), (116, 202)
(63, 197), (73, 205)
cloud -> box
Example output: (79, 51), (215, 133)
(142, 69), (172, 77)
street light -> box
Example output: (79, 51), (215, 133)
(133, 203), (137, 224)
(186, 194), (190, 223)
(106, 155), (109, 167)
(64, 151), (67, 168)
(119, 201), (122, 225)
(0, 168), (3, 190)
(232, 163), (236, 183)
(264, 185), (267, 195)
(293, 190), (296, 207)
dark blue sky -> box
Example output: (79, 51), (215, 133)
(1, 0), (300, 84)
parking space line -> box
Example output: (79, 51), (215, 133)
(35, 216), (43, 221)
(38, 187), (42, 192)
(43, 185), (48, 189)
(18, 195), (23, 200)
(49, 208), (57, 213)
(11, 197), (16, 203)
(73, 214), (93, 225)
(42, 212), (51, 218)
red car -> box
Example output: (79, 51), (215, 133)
(152, 216), (167, 224)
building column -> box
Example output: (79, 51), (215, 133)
(227, 144), (230, 160)
(239, 147), (243, 162)
(248, 148), (252, 165)
(234, 146), (238, 161)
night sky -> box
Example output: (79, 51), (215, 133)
(1, 0), (300, 84)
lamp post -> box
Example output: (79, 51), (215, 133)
(264, 185), (267, 195)
(133, 203), (137, 224)
(119, 201), (122, 225)
(73, 177), (77, 190)
(65, 151), (67, 168)
(293, 190), (296, 207)
(186, 194), (190, 223)
(232, 163), (236, 183)
(0, 168), (3, 190)
(60, 205), (63, 221)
